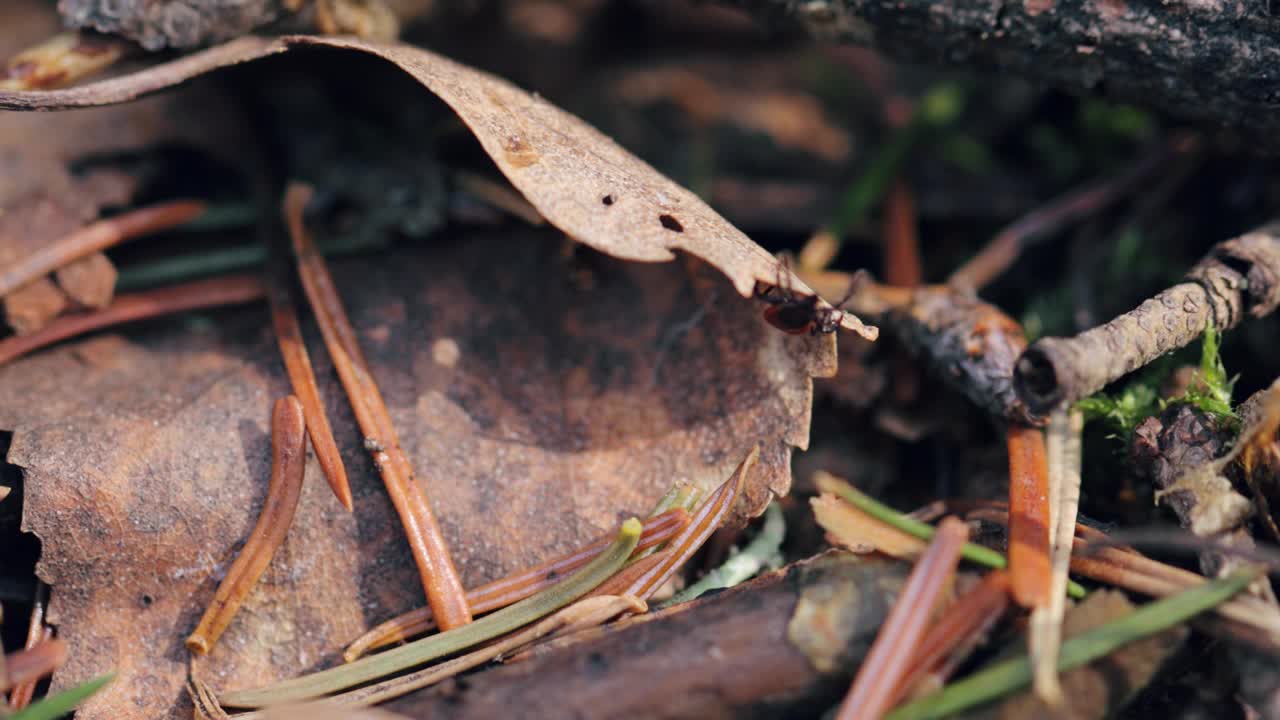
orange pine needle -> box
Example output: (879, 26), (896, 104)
(891, 569), (1011, 705)
(6, 584), (49, 709)
(616, 446), (757, 600)
(1, 638), (67, 692)
(283, 182), (472, 631)
(836, 517), (970, 720)
(268, 277), (353, 510)
(186, 396), (307, 655)
(343, 509), (689, 660)
(883, 178), (922, 288)
(0, 274), (266, 367)
(0, 200), (206, 299)
(1007, 423), (1052, 608)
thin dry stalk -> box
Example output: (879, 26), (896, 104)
(1030, 407), (1083, 704)
(948, 140), (1171, 290)
(269, 276), (352, 510)
(961, 503), (1280, 644)
(186, 396), (308, 655)
(343, 510), (688, 660)
(836, 517), (969, 720)
(0, 200), (206, 299)
(284, 182), (472, 631)
(452, 171), (545, 226)
(0, 274), (267, 367)
(614, 446), (757, 600)
(1, 638), (67, 691)
(891, 570), (1011, 705)
(883, 178), (922, 288)
(1007, 424), (1052, 608)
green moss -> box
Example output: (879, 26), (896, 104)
(1077, 325), (1237, 439)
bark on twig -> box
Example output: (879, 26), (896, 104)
(381, 553), (913, 719)
(804, 271), (1037, 424)
(1015, 223), (1280, 415)
(721, 0), (1280, 147)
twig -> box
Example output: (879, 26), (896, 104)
(1006, 424), (1051, 609)
(268, 275), (352, 510)
(283, 182), (472, 631)
(342, 509), (688, 661)
(6, 582), (49, 709)
(1, 639), (67, 692)
(1015, 223), (1280, 415)
(0, 275), (267, 367)
(886, 571), (1258, 720)
(0, 33), (126, 91)
(948, 139), (1174, 290)
(891, 570), (1011, 705)
(186, 396), (307, 656)
(836, 517), (969, 720)
(219, 518), (643, 708)
(663, 501), (784, 606)
(614, 447), (757, 601)
(0, 200), (207, 299)
(815, 471), (1089, 597)
(803, 271), (1037, 424)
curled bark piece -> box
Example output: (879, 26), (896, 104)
(804, 271), (1036, 424)
(1016, 223), (1280, 415)
(186, 395), (307, 656)
(0, 274), (267, 367)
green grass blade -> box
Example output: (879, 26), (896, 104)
(823, 479), (1087, 599)
(10, 674), (114, 720)
(886, 571), (1255, 720)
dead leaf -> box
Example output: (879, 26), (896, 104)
(0, 33), (876, 341)
(0, 230), (832, 718)
(811, 492), (926, 558)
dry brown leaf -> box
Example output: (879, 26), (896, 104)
(811, 493), (926, 558)
(0, 33), (876, 341)
(0, 229), (832, 718)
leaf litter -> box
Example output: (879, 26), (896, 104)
(5, 1), (1280, 718)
